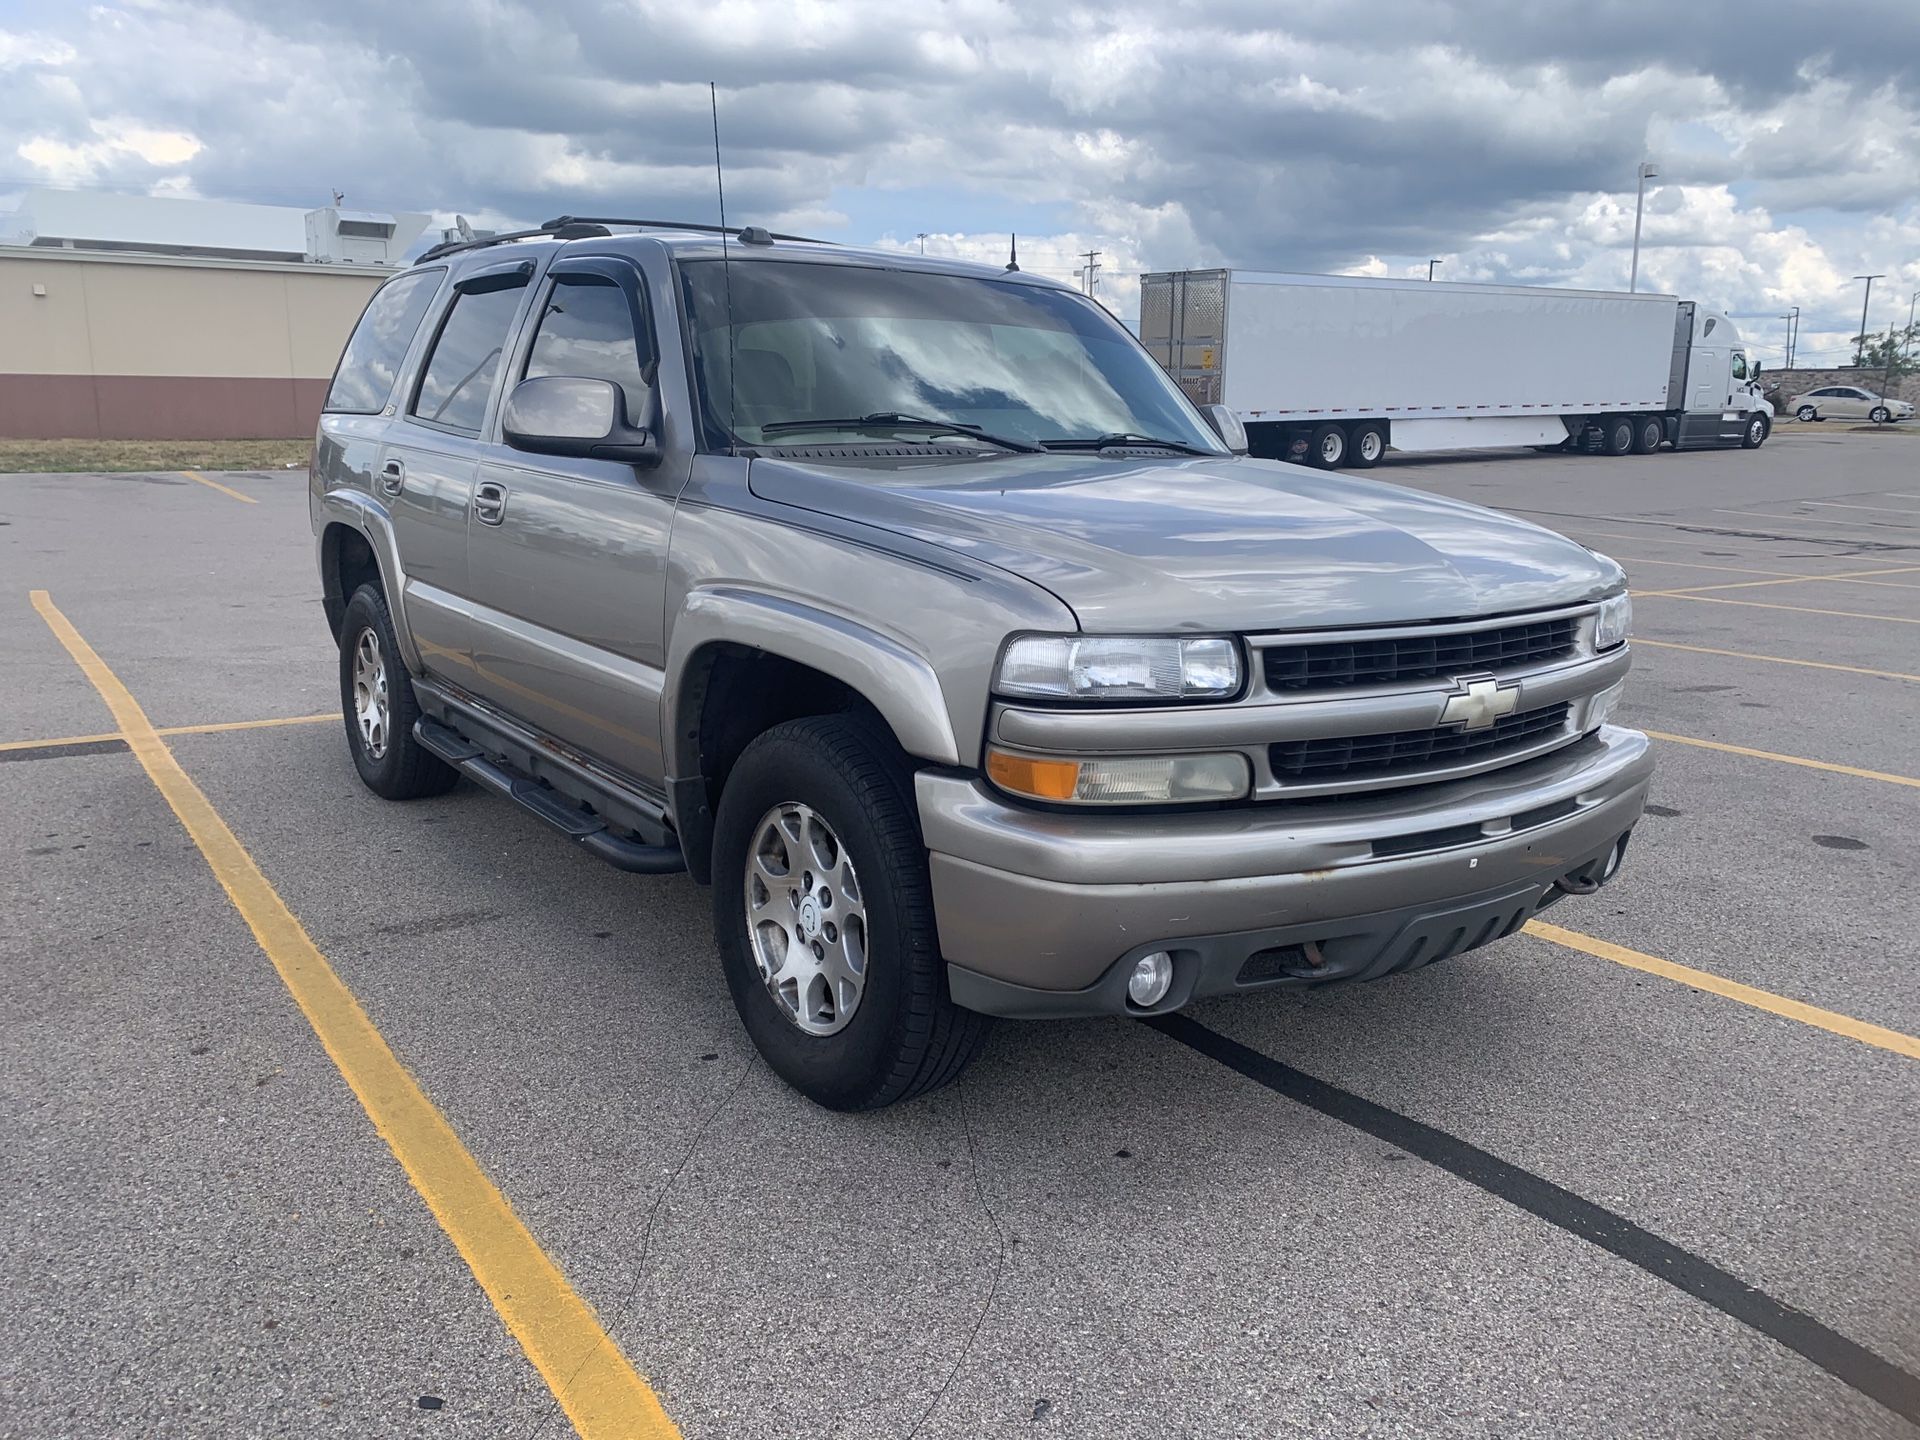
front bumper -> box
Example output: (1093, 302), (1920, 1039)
(920, 725), (1653, 1017)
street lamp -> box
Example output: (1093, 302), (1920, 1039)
(1629, 161), (1657, 293)
(1428, 259), (1442, 281)
(915, 232), (929, 255)
(1853, 274), (1885, 366)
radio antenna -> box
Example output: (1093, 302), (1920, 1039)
(710, 81), (737, 456)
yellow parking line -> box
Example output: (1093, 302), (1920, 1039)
(1610, 556), (1829, 579)
(1563, 524), (1914, 563)
(1636, 591), (1920, 625)
(28, 591), (678, 1440)
(181, 470), (258, 504)
(1526, 921), (1920, 1062)
(1650, 565), (1920, 595)
(0, 712), (334, 755)
(1644, 729), (1920, 789)
(1711, 508), (1915, 532)
(1633, 638), (1920, 682)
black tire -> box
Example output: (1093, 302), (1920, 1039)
(1307, 422), (1346, 468)
(1740, 413), (1769, 449)
(1870, 406), (1891, 423)
(338, 584), (459, 800)
(1347, 422), (1386, 468)
(1600, 415), (1635, 456)
(711, 715), (990, 1111)
(1631, 415), (1664, 454)
(1795, 404), (1817, 422)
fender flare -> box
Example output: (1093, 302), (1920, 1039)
(315, 489), (423, 674)
(662, 586), (961, 782)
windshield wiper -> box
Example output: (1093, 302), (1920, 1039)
(758, 413), (1044, 453)
(1040, 433), (1214, 456)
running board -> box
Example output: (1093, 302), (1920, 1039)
(413, 718), (685, 874)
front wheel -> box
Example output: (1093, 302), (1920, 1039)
(1740, 413), (1769, 449)
(1796, 405), (1817, 422)
(1870, 406), (1891, 424)
(338, 585), (458, 800)
(712, 715), (990, 1110)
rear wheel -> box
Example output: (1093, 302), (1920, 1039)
(1348, 422), (1386, 468)
(712, 715), (990, 1110)
(1600, 415), (1636, 456)
(1631, 415), (1664, 454)
(1795, 404), (1817, 422)
(1307, 422), (1347, 468)
(338, 585), (458, 800)
(1740, 413), (1769, 449)
(1870, 406), (1891, 424)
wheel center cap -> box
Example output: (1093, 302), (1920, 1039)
(798, 897), (821, 938)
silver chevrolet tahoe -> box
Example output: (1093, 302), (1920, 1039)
(310, 218), (1652, 1110)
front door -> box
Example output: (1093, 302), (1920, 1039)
(463, 256), (685, 791)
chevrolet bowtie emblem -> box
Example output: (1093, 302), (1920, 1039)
(1439, 676), (1520, 730)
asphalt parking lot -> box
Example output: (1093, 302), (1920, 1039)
(3, 428), (1916, 1440)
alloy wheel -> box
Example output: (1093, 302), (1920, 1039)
(743, 802), (869, 1036)
(351, 627), (390, 760)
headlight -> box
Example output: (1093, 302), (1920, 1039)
(986, 748), (1251, 805)
(1594, 592), (1632, 651)
(995, 635), (1242, 702)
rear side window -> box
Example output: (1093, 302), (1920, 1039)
(411, 280), (528, 434)
(523, 276), (655, 423)
(324, 269), (441, 414)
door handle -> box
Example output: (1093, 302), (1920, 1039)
(473, 481), (508, 526)
(378, 458), (405, 496)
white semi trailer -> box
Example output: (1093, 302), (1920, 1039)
(1140, 270), (1773, 468)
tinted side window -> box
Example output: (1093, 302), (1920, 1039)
(411, 282), (527, 433)
(1730, 353), (1747, 380)
(324, 270), (441, 414)
(523, 277), (655, 421)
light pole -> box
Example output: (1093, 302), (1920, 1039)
(1629, 161), (1657, 293)
(1779, 308), (1799, 370)
(915, 232), (928, 255)
(1908, 290), (1919, 362)
(1853, 275), (1884, 365)
(1427, 259), (1441, 281)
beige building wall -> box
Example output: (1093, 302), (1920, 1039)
(0, 249), (392, 439)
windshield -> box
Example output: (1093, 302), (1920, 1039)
(677, 259), (1226, 454)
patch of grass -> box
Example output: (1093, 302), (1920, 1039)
(0, 438), (312, 474)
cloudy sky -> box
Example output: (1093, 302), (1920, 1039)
(3, 0), (1917, 366)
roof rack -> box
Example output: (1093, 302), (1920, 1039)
(413, 215), (831, 265)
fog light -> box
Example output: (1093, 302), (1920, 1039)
(1127, 951), (1174, 1007)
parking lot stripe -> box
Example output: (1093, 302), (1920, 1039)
(180, 470), (258, 504)
(1710, 508), (1919, 532)
(1633, 638), (1920, 682)
(1649, 565), (1920, 595)
(1805, 501), (1920, 515)
(0, 712), (335, 756)
(1610, 556), (1836, 578)
(1524, 920), (1920, 1061)
(1636, 592), (1920, 625)
(28, 591), (680, 1440)
(1149, 1014), (1920, 1427)
(1642, 729), (1920, 789)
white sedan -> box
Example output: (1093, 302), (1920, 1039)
(1787, 385), (1914, 423)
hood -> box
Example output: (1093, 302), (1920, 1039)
(748, 453), (1623, 631)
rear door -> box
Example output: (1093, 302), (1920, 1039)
(462, 255), (685, 790)
(384, 259), (534, 690)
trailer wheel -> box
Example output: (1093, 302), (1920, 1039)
(1600, 415), (1635, 456)
(1308, 423), (1346, 468)
(1348, 423), (1386, 468)
(1795, 404), (1817, 422)
(1630, 415), (1664, 454)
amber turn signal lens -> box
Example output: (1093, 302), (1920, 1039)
(986, 749), (1081, 801)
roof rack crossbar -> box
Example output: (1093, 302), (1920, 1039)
(543, 216), (831, 245)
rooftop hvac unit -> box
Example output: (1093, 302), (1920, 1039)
(304, 207), (409, 265)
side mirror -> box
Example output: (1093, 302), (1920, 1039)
(1202, 403), (1249, 455)
(1751, 360), (1762, 375)
(502, 375), (661, 467)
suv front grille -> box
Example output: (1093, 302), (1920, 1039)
(1269, 703), (1571, 782)
(1263, 617), (1579, 691)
